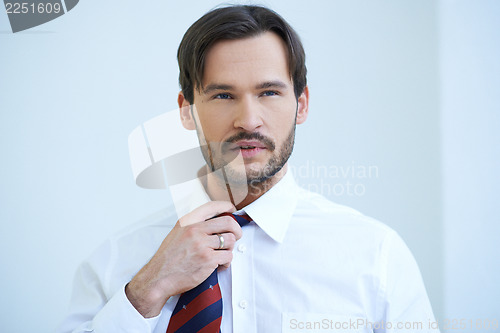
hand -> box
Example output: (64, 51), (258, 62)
(125, 201), (242, 318)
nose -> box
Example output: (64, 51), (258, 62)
(233, 96), (263, 131)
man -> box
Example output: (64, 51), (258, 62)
(58, 5), (438, 333)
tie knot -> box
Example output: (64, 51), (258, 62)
(218, 212), (252, 227)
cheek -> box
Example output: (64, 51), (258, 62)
(270, 104), (297, 126)
(195, 113), (228, 141)
(269, 115), (295, 143)
(270, 97), (297, 116)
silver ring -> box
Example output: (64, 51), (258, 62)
(217, 233), (224, 250)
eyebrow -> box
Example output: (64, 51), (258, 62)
(256, 80), (288, 90)
(202, 80), (289, 95)
(202, 84), (234, 95)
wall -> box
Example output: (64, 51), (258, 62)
(440, 0), (500, 322)
(1, 0), (496, 331)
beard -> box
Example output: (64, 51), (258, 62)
(199, 121), (296, 188)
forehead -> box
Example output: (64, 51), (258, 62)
(201, 32), (291, 89)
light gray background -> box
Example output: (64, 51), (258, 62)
(0, 0), (498, 332)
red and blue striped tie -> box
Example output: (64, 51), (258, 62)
(166, 213), (252, 333)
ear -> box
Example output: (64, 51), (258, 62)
(178, 91), (196, 130)
(296, 86), (309, 125)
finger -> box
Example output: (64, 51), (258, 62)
(203, 216), (243, 240)
(180, 201), (236, 227)
(212, 232), (237, 250)
(218, 263), (231, 270)
(213, 250), (233, 267)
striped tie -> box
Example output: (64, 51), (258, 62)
(166, 213), (252, 333)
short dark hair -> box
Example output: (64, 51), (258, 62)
(177, 5), (307, 104)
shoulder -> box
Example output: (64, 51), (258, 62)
(292, 187), (420, 273)
(96, 206), (178, 262)
(294, 186), (394, 237)
(109, 207), (178, 247)
(291, 186), (419, 277)
(79, 206), (178, 297)
(289, 186), (411, 272)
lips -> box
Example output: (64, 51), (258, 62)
(229, 140), (267, 158)
(232, 140), (267, 150)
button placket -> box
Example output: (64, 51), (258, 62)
(238, 243), (247, 253)
(231, 225), (256, 333)
(239, 300), (248, 309)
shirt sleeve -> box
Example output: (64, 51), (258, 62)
(377, 230), (440, 333)
(56, 240), (161, 333)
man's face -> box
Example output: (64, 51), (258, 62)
(181, 32), (308, 185)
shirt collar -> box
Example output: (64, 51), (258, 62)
(238, 170), (298, 243)
(185, 169), (299, 243)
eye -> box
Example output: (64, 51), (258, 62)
(214, 93), (232, 99)
(261, 90), (279, 97)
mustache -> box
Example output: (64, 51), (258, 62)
(223, 132), (276, 151)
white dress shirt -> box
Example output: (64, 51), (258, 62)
(57, 170), (439, 333)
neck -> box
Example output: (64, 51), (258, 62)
(201, 163), (288, 210)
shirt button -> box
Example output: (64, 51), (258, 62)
(239, 300), (248, 309)
(238, 244), (246, 253)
